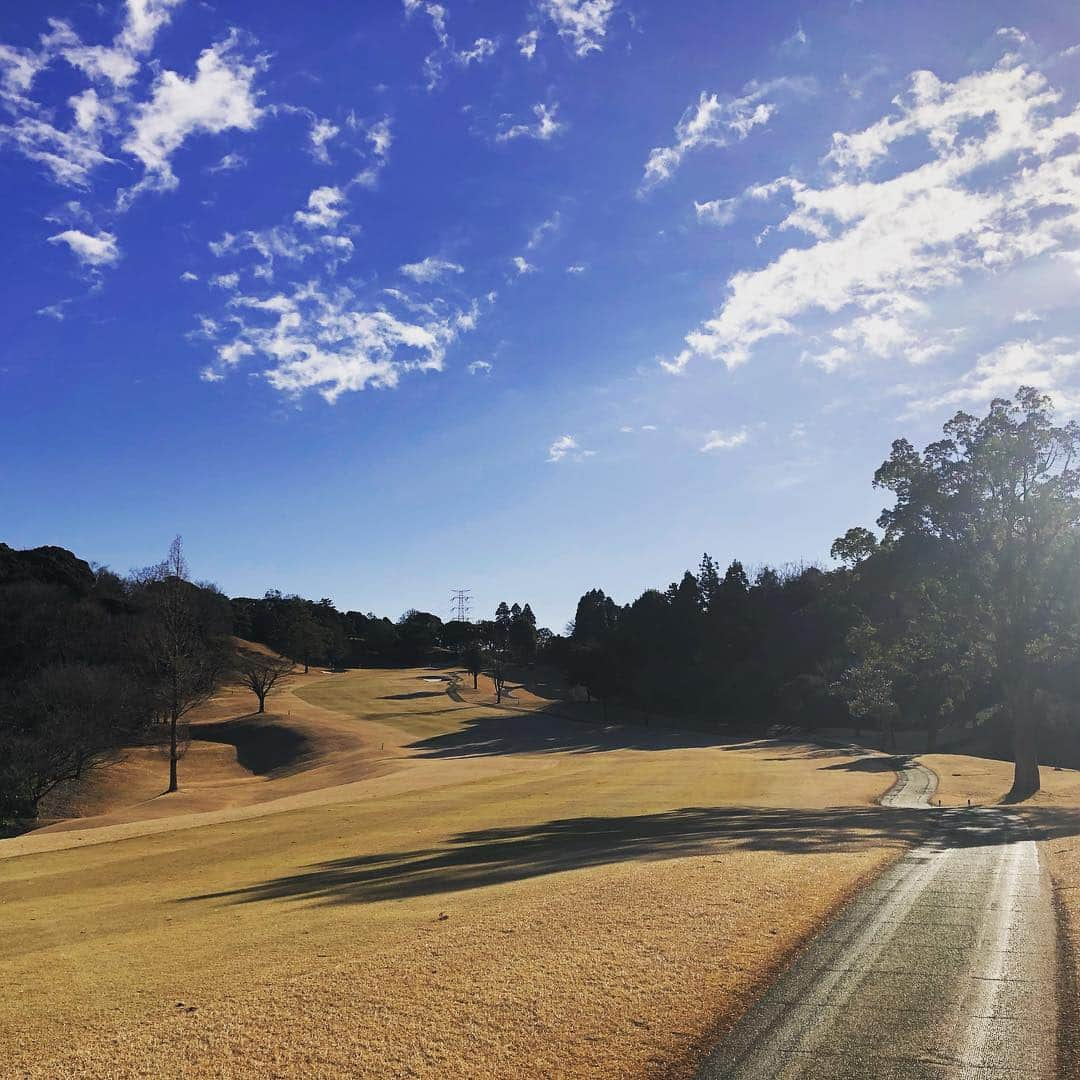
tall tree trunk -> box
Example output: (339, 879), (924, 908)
(473, 672), (478, 689)
(1008, 704), (1041, 799)
(304, 660), (310, 674)
(168, 713), (178, 793)
(257, 694), (265, 713)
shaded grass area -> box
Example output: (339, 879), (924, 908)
(196, 715), (312, 776)
(187, 803), (1080, 909)
(407, 709), (726, 758)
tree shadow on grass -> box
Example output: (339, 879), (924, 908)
(406, 709), (732, 759)
(180, 804), (1080, 909)
(819, 755), (912, 773)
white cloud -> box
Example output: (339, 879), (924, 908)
(3, 8), (263, 203)
(121, 34), (265, 204)
(780, 23), (809, 52)
(518, 29), (540, 59)
(695, 198), (739, 226)
(566, 263), (587, 274)
(37, 299), (71, 321)
(912, 338), (1080, 414)
(180, 270), (198, 281)
(403, 1), (497, 90)
(3, 116), (115, 187)
(456, 38), (498, 66)
(309, 116), (339, 164)
(294, 186), (347, 230)
(207, 151), (246, 173)
(641, 79), (813, 192)
(1014, 309), (1042, 323)
(664, 58), (1080, 377)
(548, 433), (595, 462)
(700, 427), (749, 452)
(69, 88), (116, 133)
(400, 256), (465, 282)
(210, 271), (239, 289)
(0, 41), (50, 108)
(47, 228), (120, 266)
(527, 211), (561, 249)
(202, 280), (481, 402)
(468, 358), (493, 374)
(496, 102), (565, 142)
(350, 115), (393, 187)
(119, 0), (185, 55)
(540, 0), (617, 57)
(512, 255), (536, 275)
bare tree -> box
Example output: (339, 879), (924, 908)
(137, 537), (229, 793)
(236, 650), (294, 713)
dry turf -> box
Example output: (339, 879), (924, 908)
(1, 666), (921, 1079)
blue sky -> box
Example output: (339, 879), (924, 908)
(3, 0), (1080, 630)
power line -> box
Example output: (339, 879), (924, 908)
(449, 587), (472, 623)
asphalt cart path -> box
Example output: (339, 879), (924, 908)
(697, 759), (1058, 1079)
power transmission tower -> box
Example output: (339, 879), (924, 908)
(450, 587), (472, 623)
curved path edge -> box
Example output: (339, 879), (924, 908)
(696, 755), (1058, 1080)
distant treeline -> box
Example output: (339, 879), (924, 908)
(553, 388), (1080, 799)
(232, 592), (548, 673)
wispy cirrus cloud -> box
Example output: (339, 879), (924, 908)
(402, 0), (498, 91)
(0, 5), (268, 231)
(910, 338), (1080, 415)
(496, 102), (564, 142)
(517, 29), (540, 59)
(700, 427), (749, 452)
(548, 433), (595, 462)
(539, 0), (617, 57)
(663, 54), (1080, 395)
(293, 186), (347, 230)
(640, 78), (815, 192)
(120, 32), (266, 206)
(48, 228), (120, 266)
(200, 281), (481, 402)
(400, 256), (465, 282)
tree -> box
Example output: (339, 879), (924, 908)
(236, 650), (294, 713)
(571, 589), (619, 642)
(830, 527), (879, 568)
(136, 537), (230, 794)
(697, 553), (722, 612)
(872, 388), (1080, 797)
(286, 605), (326, 674)
(509, 603), (539, 665)
(488, 648), (508, 704)
(463, 642), (484, 689)
(1, 662), (149, 819)
(834, 621), (896, 746)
